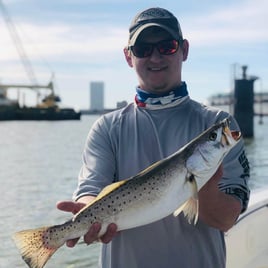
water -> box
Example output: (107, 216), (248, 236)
(1, 115), (268, 268)
(0, 116), (101, 268)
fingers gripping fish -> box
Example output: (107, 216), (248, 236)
(12, 117), (241, 268)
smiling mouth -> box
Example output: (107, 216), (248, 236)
(149, 66), (167, 71)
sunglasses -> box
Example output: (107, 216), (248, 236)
(129, 39), (180, 58)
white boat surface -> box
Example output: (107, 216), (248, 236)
(225, 187), (268, 268)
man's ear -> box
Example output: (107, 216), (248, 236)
(123, 47), (134, 67)
(181, 39), (189, 61)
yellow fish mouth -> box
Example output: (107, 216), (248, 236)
(222, 123), (241, 146)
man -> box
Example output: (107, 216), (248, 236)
(58, 7), (250, 268)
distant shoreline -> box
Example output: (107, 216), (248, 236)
(80, 108), (119, 115)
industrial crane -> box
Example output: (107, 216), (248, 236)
(0, 0), (60, 108)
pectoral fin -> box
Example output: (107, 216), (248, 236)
(173, 174), (199, 225)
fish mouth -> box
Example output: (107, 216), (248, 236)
(231, 130), (241, 141)
(222, 126), (241, 145)
(219, 116), (241, 146)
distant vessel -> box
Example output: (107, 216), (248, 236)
(0, 82), (81, 121)
(0, 1), (80, 121)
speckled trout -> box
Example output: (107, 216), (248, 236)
(13, 117), (241, 268)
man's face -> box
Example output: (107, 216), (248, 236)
(125, 27), (188, 94)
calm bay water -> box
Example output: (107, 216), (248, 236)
(0, 115), (268, 268)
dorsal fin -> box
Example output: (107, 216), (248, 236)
(73, 180), (128, 220)
(95, 180), (128, 201)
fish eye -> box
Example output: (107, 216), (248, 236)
(209, 131), (217, 141)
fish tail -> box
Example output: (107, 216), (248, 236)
(13, 226), (59, 268)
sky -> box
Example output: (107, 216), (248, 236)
(0, 0), (267, 110)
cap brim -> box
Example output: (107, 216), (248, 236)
(129, 22), (181, 46)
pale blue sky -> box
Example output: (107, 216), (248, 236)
(0, 0), (267, 109)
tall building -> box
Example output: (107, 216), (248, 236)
(90, 81), (104, 111)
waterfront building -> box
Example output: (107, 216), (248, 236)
(90, 81), (104, 111)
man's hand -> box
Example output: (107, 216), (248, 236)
(57, 198), (118, 247)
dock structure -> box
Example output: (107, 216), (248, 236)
(209, 66), (267, 138)
(234, 66), (257, 138)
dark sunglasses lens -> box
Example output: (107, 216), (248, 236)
(131, 40), (179, 58)
(132, 44), (153, 58)
(158, 40), (179, 55)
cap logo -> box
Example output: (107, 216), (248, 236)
(138, 8), (172, 21)
(128, 8), (183, 45)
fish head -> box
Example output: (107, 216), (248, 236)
(186, 118), (241, 189)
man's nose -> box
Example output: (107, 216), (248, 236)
(149, 47), (163, 61)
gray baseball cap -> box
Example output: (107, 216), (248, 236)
(129, 7), (183, 46)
